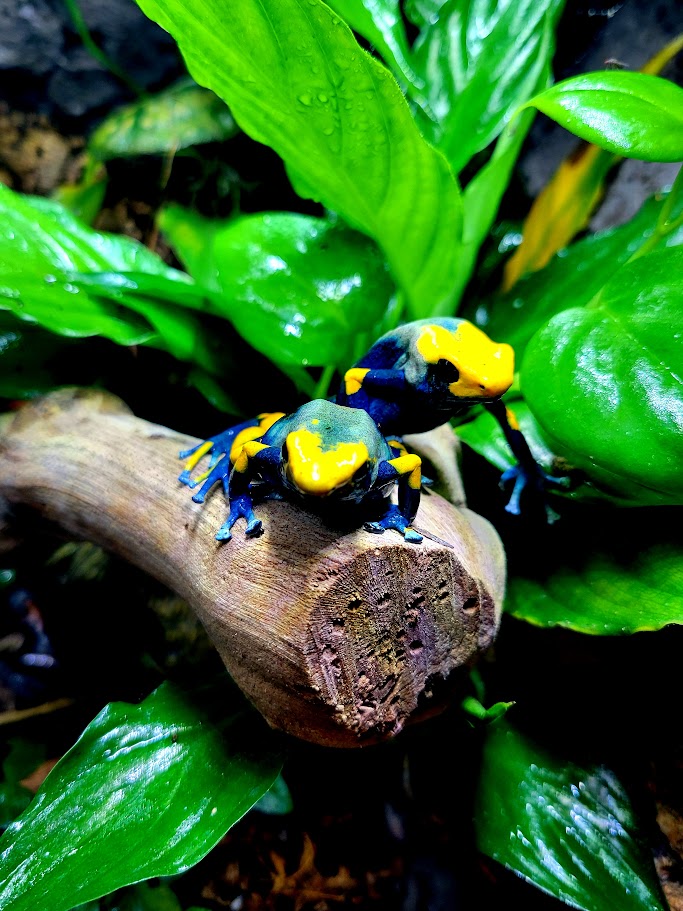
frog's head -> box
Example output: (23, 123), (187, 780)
(413, 320), (514, 405)
(280, 403), (379, 502)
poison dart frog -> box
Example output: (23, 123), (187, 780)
(179, 399), (423, 543)
(336, 317), (568, 519)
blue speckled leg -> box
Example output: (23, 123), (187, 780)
(215, 493), (263, 542)
(190, 454), (232, 504)
(365, 503), (423, 543)
(500, 464), (570, 523)
(178, 417), (265, 488)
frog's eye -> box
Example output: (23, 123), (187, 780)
(435, 359), (460, 384)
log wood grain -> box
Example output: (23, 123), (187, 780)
(0, 388), (506, 747)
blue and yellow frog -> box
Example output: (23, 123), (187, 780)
(336, 317), (567, 517)
(180, 399), (424, 543)
(180, 317), (567, 536)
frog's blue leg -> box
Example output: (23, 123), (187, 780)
(178, 412), (286, 488)
(365, 453), (423, 543)
(387, 438), (433, 488)
(215, 442), (281, 542)
(486, 400), (570, 523)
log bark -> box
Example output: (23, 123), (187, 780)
(0, 389), (506, 747)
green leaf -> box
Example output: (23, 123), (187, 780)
(0, 185), (192, 346)
(160, 206), (395, 368)
(411, 0), (564, 173)
(505, 507), (683, 634)
(464, 191), (683, 362)
(134, 0), (463, 319)
(0, 682), (284, 911)
(324, 0), (429, 112)
(252, 773), (293, 815)
(475, 720), (667, 911)
(453, 108), (536, 302)
(527, 71), (683, 162)
(522, 247), (683, 505)
(89, 79), (238, 160)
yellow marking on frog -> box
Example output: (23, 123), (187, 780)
(229, 412), (285, 463)
(285, 428), (369, 496)
(388, 454), (422, 489)
(182, 440), (212, 473)
(233, 441), (270, 474)
(387, 438), (408, 457)
(505, 407), (520, 431)
(344, 367), (370, 396)
(415, 323), (514, 399)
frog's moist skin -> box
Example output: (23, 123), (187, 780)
(181, 400), (423, 543)
(337, 317), (515, 435)
(338, 318), (569, 518)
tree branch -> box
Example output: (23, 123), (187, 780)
(0, 388), (506, 747)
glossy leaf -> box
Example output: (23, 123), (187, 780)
(0, 186), (192, 345)
(466, 191), (683, 362)
(160, 206), (395, 368)
(453, 109), (536, 302)
(505, 507), (683, 634)
(527, 71), (683, 162)
(475, 720), (667, 910)
(134, 0), (463, 318)
(504, 36), (683, 289)
(324, 0), (429, 111)
(89, 80), (238, 160)
(411, 0), (564, 173)
(522, 247), (683, 505)
(0, 682), (284, 910)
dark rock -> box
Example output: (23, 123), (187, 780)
(0, 0), (64, 74)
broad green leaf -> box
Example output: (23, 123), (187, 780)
(324, 0), (429, 112)
(503, 36), (683, 289)
(475, 720), (667, 910)
(0, 682), (284, 910)
(526, 71), (683, 162)
(89, 79), (238, 160)
(411, 0), (564, 173)
(160, 206), (395, 368)
(465, 191), (683, 362)
(522, 248), (683, 505)
(134, 0), (463, 319)
(453, 109), (535, 303)
(0, 186), (192, 345)
(505, 507), (683, 634)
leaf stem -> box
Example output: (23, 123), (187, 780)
(313, 363), (336, 401)
(626, 163), (683, 264)
(62, 0), (146, 98)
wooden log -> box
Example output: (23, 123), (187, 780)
(0, 388), (506, 747)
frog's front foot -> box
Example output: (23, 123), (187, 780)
(215, 494), (263, 542)
(364, 504), (423, 543)
(500, 464), (571, 523)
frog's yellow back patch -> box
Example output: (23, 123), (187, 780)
(285, 428), (369, 496)
(416, 322), (514, 399)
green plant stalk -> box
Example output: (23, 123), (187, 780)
(62, 0), (146, 97)
(626, 163), (683, 263)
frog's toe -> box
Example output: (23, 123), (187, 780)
(403, 527), (423, 544)
(245, 517), (263, 537)
(178, 469), (194, 487)
(364, 520), (385, 535)
(215, 524), (233, 542)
